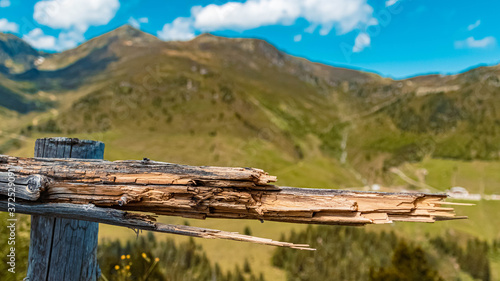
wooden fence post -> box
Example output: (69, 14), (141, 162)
(26, 137), (105, 281)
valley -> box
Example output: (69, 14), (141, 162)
(1, 25), (499, 280)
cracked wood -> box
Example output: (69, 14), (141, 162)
(0, 201), (312, 250)
(0, 155), (465, 226)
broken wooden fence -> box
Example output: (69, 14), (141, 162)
(0, 138), (466, 281)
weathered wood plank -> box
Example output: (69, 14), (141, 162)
(0, 156), (277, 189)
(0, 200), (313, 250)
(0, 172), (49, 201)
(0, 154), (463, 226)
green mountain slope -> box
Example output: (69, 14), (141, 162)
(0, 33), (54, 114)
(1, 25), (499, 281)
(0, 32), (39, 73)
(2, 25), (500, 188)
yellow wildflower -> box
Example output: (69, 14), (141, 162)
(121, 255), (126, 260)
(126, 254), (131, 259)
(155, 257), (160, 262)
(142, 253), (147, 259)
(114, 265), (120, 270)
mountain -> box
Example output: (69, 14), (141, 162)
(1, 25), (499, 189)
(1, 25), (499, 281)
(37, 25), (161, 71)
(0, 33), (54, 114)
(0, 25), (162, 115)
(0, 33), (40, 74)
(0, 75), (52, 114)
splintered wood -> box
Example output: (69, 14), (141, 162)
(0, 155), (467, 249)
(0, 155), (465, 227)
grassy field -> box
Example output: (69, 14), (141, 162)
(400, 157), (500, 194)
(8, 128), (363, 189)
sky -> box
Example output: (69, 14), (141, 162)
(0, 0), (499, 79)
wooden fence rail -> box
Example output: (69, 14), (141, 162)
(0, 138), (468, 281)
(0, 154), (466, 225)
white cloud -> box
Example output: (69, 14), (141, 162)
(304, 23), (317, 33)
(34, 0), (120, 31)
(23, 28), (56, 49)
(128, 17), (149, 29)
(56, 30), (84, 50)
(192, 0), (375, 35)
(128, 17), (140, 29)
(192, 1), (301, 31)
(23, 28), (84, 51)
(385, 0), (399, 7)
(294, 34), (302, 42)
(352, 32), (370, 52)
(0, 18), (18, 33)
(158, 17), (195, 41)
(158, 0), (376, 50)
(455, 36), (496, 49)
(28, 0), (120, 51)
(467, 20), (480, 31)
(0, 0), (10, 8)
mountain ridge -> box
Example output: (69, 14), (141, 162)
(1, 25), (499, 281)
(1, 25), (498, 80)
(0, 32), (40, 74)
(0, 25), (499, 188)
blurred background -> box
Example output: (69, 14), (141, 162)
(1, 0), (499, 280)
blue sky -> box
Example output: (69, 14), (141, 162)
(0, 0), (499, 79)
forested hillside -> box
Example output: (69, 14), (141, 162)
(0, 25), (499, 280)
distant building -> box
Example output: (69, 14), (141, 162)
(449, 186), (469, 196)
(447, 187), (481, 200)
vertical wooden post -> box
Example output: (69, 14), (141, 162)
(26, 138), (105, 281)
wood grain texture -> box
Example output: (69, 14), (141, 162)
(0, 156), (277, 190)
(25, 138), (103, 281)
(0, 201), (312, 250)
(0, 172), (49, 201)
(0, 154), (464, 226)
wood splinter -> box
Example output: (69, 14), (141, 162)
(0, 201), (314, 250)
(118, 195), (129, 206)
(0, 153), (468, 249)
